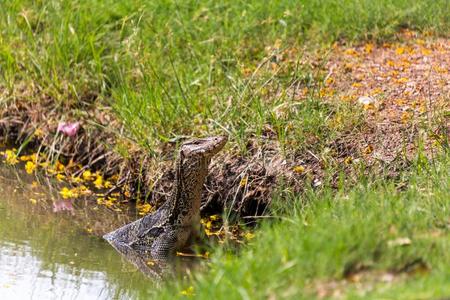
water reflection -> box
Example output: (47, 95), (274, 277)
(0, 166), (160, 299)
(52, 199), (75, 214)
(1, 244), (115, 299)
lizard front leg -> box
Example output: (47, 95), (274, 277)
(150, 227), (179, 260)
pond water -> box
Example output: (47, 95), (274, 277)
(0, 166), (167, 299)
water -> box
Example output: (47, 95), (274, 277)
(0, 166), (162, 299)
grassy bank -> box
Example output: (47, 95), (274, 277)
(1, 0), (448, 214)
(155, 153), (449, 299)
(1, 0), (449, 149)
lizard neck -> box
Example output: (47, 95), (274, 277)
(167, 153), (209, 226)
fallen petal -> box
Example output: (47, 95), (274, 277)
(357, 96), (376, 105)
(57, 122), (80, 137)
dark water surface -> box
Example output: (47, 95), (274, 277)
(0, 166), (160, 299)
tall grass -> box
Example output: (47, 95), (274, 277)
(1, 0), (448, 149)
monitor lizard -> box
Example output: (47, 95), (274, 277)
(103, 136), (227, 262)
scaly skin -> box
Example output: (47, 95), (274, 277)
(103, 136), (227, 264)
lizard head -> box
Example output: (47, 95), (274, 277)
(180, 136), (227, 161)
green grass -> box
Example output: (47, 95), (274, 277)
(1, 0), (449, 151)
(153, 153), (450, 299)
(1, 1), (449, 298)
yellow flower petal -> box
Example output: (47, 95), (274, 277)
(59, 187), (79, 199)
(293, 165), (305, 174)
(56, 174), (66, 182)
(180, 286), (195, 297)
(93, 174), (103, 189)
(4, 150), (19, 165)
(82, 170), (93, 181)
(55, 161), (65, 172)
(25, 161), (36, 174)
(34, 128), (45, 138)
(344, 157), (353, 165)
(244, 232), (255, 240)
(104, 180), (113, 189)
(240, 176), (248, 187)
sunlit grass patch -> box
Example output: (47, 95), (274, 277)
(157, 153), (449, 299)
(1, 0), (449, 148)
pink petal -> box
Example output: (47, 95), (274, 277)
(53, 200), (74, 214)
(57, 122), (80, 137)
